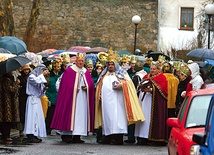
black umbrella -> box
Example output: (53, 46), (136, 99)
(0, 56), (31, 74)
(186, 48), (214, 60)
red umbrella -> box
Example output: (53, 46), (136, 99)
(68, 46), (89, 53)
(38, 49), (57, 55)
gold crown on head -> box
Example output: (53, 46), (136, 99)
(180, 65), (190, 76)
(62, 54), (71, 63)
(162, 61), (171, 72)
(130, 55), (138, 63)
(121, 54), (130, 63)
(145, 57), (153, 65)
(85, 58), (93, 66)
(51, 59), (62, 67)
(107, 48), (119, 63)
(158, 55), (166, 62)
(76, 53), (86, 60)
(96, 61), (103, 68)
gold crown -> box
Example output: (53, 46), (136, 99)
(162, 61), (171, 72)
(130, 55), (138, 63)
(62, 54), (71, 63)
(96, 61), (103, 68)
(51, 59), (62, 67)
(158, 55), (166, 62)
(172, 61), (187, 70)
(121, 54), (130, 63)
(85, 58), (93, 66)
(180, 65), (190, 76)
(98, 52), (108, 61)
(107, 48), (119, 63)
(145, 57), (153, 65)
(76, 53), (86, 60)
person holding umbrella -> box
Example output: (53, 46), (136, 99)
(23, 64), (49, 143)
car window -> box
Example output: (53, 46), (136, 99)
(185, 95), (212, 128)
(178, 97), (189, 122)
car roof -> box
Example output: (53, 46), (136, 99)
(187, 88), (214, 97)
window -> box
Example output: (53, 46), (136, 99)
(185, 95), (212, 128)
(180, 7), (194, 30)
(178, 97), (189, 121)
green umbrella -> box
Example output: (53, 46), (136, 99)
(0, 36), (27, 55)
(118, 50), (132, 56)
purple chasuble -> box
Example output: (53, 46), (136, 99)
(50, 67), (95, 132)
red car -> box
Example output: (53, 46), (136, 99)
(167, 88), (214, 155)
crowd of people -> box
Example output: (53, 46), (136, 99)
(0, 48), (208, 146)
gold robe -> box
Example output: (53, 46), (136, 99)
(94, 73), (145, 129)
(163, 73), (179, 109)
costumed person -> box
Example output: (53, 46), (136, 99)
(144, 57), (153, 73)
(85, 58), (97, 86)
(172, 61), (182, 79)
(124, 55), (138, 144)
(181, 62), (204, 98)
(127, 55), (138, 79)
(24, 64), (49, 143)
(124, 61), (147, 144)
(50, 53), (95, 143)
(135, 61), (168, 145)
(95, 61), (104, 76)
(175, 64), (191, 115)
(95, 49), (145, 145)
(120, 54), (130, 71)
(157, 55), (166, 66)
(45, 60), (62, 135)
(0, 71), (20, 143)
(55, 56), (73, 92)
(60, 54), (71, 73)
(17, 64), (31, 137)
(162, 62), (179, 118)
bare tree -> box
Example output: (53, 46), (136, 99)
(0, 0), (14, 36)
(23, 0), (41, 46)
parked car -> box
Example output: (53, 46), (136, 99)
(192, 94), (214, 155)
(167, 88), (214, 155)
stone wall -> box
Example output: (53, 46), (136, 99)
(12, 0), (158, 53)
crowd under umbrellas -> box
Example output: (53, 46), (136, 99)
(1, 35), (214, 146)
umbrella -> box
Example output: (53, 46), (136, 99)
(186, 48), (214, 60)
(136, 55), (146, 62)
(68, 46), (89, 53)
(0, 48), (12, 54)
(60, 50), (82, 56)
(86, 47), (107, 54)
(85, 53), (98, 65)
(38, 49), (57, 55)
(205, 59), (214, 66)
(118, 50), (132, 56)
(0, 56), (31, 74)
(0, 36), (27, 55)
(50, 50), (66, 55)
